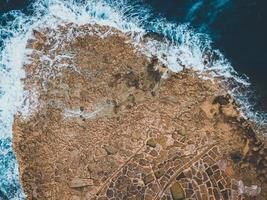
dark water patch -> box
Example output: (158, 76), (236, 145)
(144, 0), (267, 112)
(0, 0), (32, 13)
(210, 1), (267, 108)
(0, 137), (23, 199)
(0, 189), (8, 200)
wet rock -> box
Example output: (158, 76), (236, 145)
(176, 172), (185, 181)
(69, 178), (93, 188)
(170, 182), (185, 200)
(244, 127), (256, 140)
(79, 106), (84, 112)
(206, 168), (213, 176)
(212, 95), (230, 105)
(221, 189), (230, 200)
(150, 91), (156, 96)
(213, 188), (221, 199)
(113, 73), (121, 80)
(106, 189), (113, 198)
(147, 58), (161, 84)
(146, 138), (157, 148)
(33, 30), (46, 43)
(143, 32), (167, 43)
(124, 71), (139, 88)
(230, 151), (242, 164)
(247, 155), (258, 165)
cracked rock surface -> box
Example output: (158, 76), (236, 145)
(13, 24), (267, 200)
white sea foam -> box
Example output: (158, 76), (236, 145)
(0, 35), (28, 138)
(0, 0), (266, 198)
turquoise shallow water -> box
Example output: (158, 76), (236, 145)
(0, 138), (22, 199)
(0, 0), (266, 199)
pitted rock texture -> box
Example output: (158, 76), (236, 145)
(13, 24), (267, 200)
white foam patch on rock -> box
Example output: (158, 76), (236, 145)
(18, 88), (39, 119)
(0, 35), (28, 138)
(63, 108), (103, 120)
(63, 104), (114, 120)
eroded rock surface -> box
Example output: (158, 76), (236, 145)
(13, 24), (267, 200)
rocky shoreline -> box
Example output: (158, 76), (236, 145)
(13, 24), (266, 200)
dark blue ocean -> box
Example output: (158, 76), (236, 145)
(0, 0), (266, 199)
(144, 0), (267, 110)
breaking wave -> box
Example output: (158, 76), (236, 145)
(0, 0), (266, 198)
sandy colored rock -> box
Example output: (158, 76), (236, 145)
(69, 178), (94, 188)
(12, 24), (267, 200)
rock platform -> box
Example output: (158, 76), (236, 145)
(13, 24), (267, 200)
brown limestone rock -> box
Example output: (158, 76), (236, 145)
(69, 178), (94, 188)
(12, 23), (267, 200)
